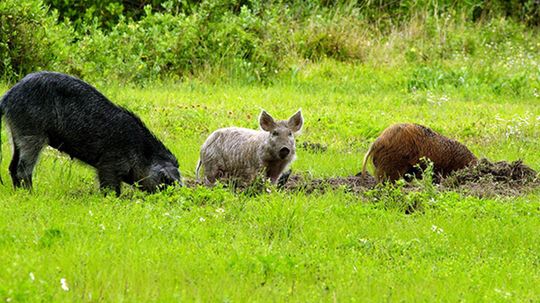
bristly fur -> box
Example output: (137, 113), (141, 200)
(197, 110), (303, 185)
(362, 123), (477, 182)
(0, 71), (181, 194)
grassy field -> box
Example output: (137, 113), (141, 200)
(0, 60), (539, 301)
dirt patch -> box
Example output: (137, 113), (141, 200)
(182, 159), (539, 197)
(282, 159), (538, 197)
(445, 158), (537, 183)
(183, 178), (203, 188)
(441, 158), (539, 197)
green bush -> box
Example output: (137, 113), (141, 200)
(66, 4), (290, 83)
(43, 0), (199, 30)
(0, 0), (72, 81)
(0, 0), (539, 84)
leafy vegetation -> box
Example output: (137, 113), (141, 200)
(1, 0), (539, 83)
(1, 0), (540, 301)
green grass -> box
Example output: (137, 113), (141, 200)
(0, 59), (539, 302)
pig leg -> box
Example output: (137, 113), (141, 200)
(378, 164), (410, 182)
(9, 144), (21, 188)
(97, 168), (121, 195)
(277, 169), (292, 188)
(10, 135), (46, 189)
(266, 160), (288, 183)
(373, 164), (400, 183)
(387, 168), (407, 182)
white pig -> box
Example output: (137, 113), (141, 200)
(196, 110), (303, 185)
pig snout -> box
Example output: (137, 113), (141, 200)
(161, 167), (182, 186)
(279, 147), (291, 159)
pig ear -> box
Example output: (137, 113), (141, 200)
(259, 110), (276, 131)
(288, 110), (303, 133)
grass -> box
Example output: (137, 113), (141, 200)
(1, 190), (540, 301)
(0, 59), (539, 301)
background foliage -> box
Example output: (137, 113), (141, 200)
(1, 0), (539, 84)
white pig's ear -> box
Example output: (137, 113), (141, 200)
(288, 110), (303, 133)
(259, 110), (276, 131)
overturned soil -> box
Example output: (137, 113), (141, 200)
(281, 159), (539, 197)
(440, 158), (539, 197)
(184, 159), (538, 197)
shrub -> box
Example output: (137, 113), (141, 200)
(0, 0), (539, 84)
(0, 0), (72, 81)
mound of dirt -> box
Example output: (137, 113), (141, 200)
(446, 158), (537, 183)
(441, 158), (539, 197)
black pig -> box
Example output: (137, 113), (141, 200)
(0, 71), (181, 195)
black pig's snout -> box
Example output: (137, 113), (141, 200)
(162, 167), (182, 185)
(279, 147), (290, 159)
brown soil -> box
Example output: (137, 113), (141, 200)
(183, 178), (203, 188)
(183, 159), (539, 197)
(282, 159), (539, 197)
(440, 158), (539, 197)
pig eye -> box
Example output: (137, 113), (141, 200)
(272, 131), (279, 136)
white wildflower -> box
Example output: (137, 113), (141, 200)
(199, 217), (206, 222)
(29, 272), (35, 281)
(60, 278), (69, 291)
(431, 225), (444, 234)
(439, 95), (449, 103)
(494, 288), (512, 298)
(215, 208), (225, 214)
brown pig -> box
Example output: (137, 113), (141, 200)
(361, 123), (477, 182)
